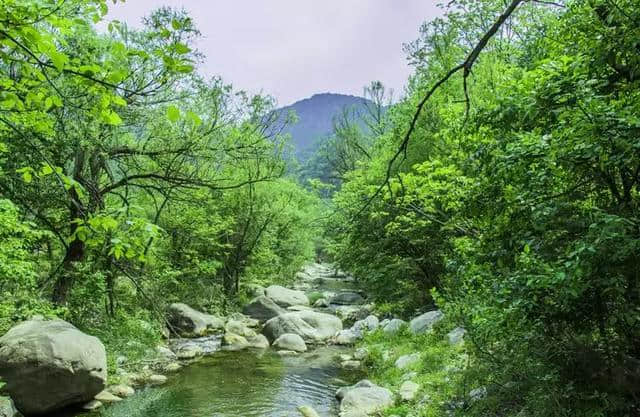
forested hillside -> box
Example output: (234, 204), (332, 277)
(0, 1), (639, 417)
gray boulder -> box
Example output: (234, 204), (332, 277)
(273, 333), (307, 352)
(0, 319), (107, 415)
(263, 311), (342, 343)
(395, 353), (421, 370)
(298, 405), (321, 417)
(225, 319), (257, 338)
(330, 292), (365, 305)
(409, 310), (444, 334)
(242, 295), (287, 321)
(167, 303), (224, 337)
(338, 380), (394, 417)
(334, 329), (360, 345)
(221, 333), (250, 351)
(352, 315), (379, 334)
(447, 327), (466, 345)
(247, 334), (270, 349)
(382, 319), (406, 335)
(265, 285), (310, 307)
(399, 381), (420, 401)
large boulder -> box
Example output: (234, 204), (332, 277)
(330, 291), (365, 305)
(337, 380), (394, 417)
(242, 295), (287, 321)
(0, 319), (107, 415)
(273, 333), (307, 352)
(382, 318), (406, 335)
(263, 311), (342, 343)
(167, 303), (224, 337)
(265, 285), (310, 307)
(409, 310), (444, 334)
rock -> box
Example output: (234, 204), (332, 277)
(334, 304), (373, 322)
(167, 303), (224, 337)
(148, 374), (167, 386)
(246, 284), (266, 298)
(402, 371), (418, 381)
(288, 305), (314, 312)
(108, 385), (135, 398)
(247, 334), (270, 349)
(338, 380), (394, 417)
(176, 345), (203, 359)
(447, 327), (466, 345)
(338, 354), (353, 362)
(382, 319), (406, 335)
(163, 362), (182, 373)
(225, 319), (257, 338)
(222, 333), (250, 351)
(263, 311), (342, 343)
(399, 381), (420, 401)
(352, 315), (379, 334)
(82, 400), (103, 411)
(395, 353), (421, 370)
(242, 295), (287, 321)
(0, 397), (20, 417)
(273, 333), (307, 352)
(156, 345), (177, 360)
(341, 360), (361, 369)
(277, 350), (299, 356)
(298, 405), (321, 417)
(265, 285), (310, 307)
(334, 329), (360, 345)
(336, 379), (377, 400)
(330, 291), (365, 305)
(229, 312), (260, 328)
(94, 390), (122, 403)
(0, 319), (107, 415)
(313, 298), (329, 308)
(409, 310), (444, 334)
(354, 348), (369, 361)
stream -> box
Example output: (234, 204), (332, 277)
(62, 263), (365, 417)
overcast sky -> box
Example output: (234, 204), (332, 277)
(107, 1), (442, 106)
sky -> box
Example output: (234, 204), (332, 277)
(107, 1), (442, 106)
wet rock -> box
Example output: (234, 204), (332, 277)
(0, 397), (20, 417)
(273, 333), (307, 352)
(277, 350), (299, 356)
(382, 319), (406, 335)
(395, 353), (421, 370)
(247, 334), (270, 349)
(338, 380), (394, 416)
(222, 333), (250, 351)
(263, 311), (342, 343)
(170, 335), (221, 357)
(228, 312), (260, 328)
(167, 303), (224, 337)
(108, 385), (135, 398)
(0, 319), (107, 415)
(330, 292), (365, 305)
(82, 400), (103, 411)
(399, 381), (420, 401)
(265, 285), (310, 307)
(447, 327), (466, 345)
(225, 319), (257, 338)
(94, 390), (122, 403)
(409, 310), (444, 334)
(341, 360), (361, 369)
(148, 374), (167, 386)
(242, 295), (287, 321)
(298, 405), (321, 417)
(162, 362), (182, 373)
(175, 345), (203, 359)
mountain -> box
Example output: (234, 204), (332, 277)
(275, 93), (372, 160)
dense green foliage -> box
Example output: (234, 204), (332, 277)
(0, 0), (321, 364)
(327, 1), (640, 416)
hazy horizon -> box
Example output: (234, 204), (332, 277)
(106, 1), (442, 106)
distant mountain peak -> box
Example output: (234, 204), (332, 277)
(277, 93), (372, 160)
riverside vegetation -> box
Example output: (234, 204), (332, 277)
(1, 1), (640, 417)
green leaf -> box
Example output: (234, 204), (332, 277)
(167, 105), (180, 122)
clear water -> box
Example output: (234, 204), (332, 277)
(88, 346), (359, 417)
